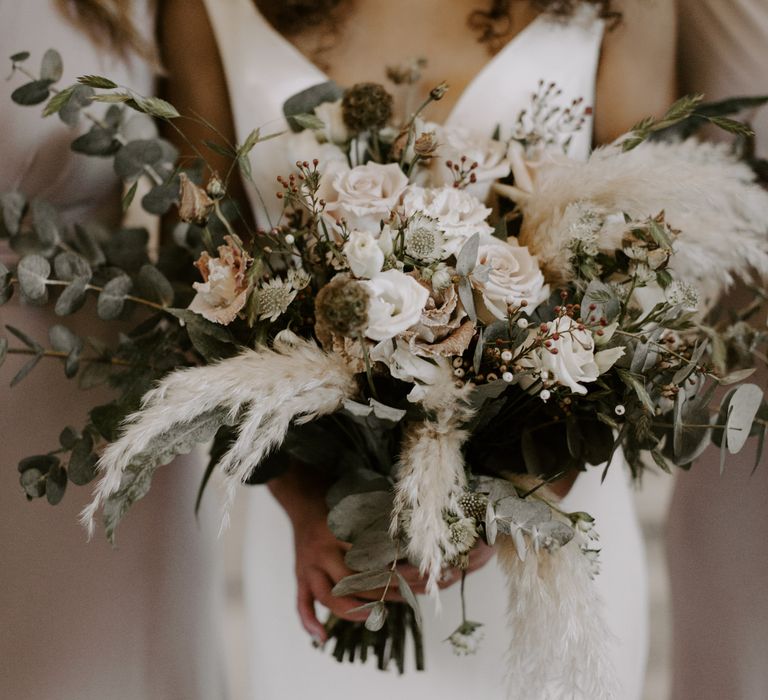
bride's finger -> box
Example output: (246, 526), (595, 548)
(297, 578), (326, 643)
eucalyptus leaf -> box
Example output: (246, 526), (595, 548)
(726, 383), (764, 454)
(20, 468), (46, 499)
(140, 181), (178, 215)
(46, 462), (67, 505)
(114, 139), (163, 181)
(364, 602), (388, 632)
(1, 191), (26, 236)
(49, 324), (83, 355)
(58, 426), (79, 449)
(68, 433), (97, 485)
(456, 233), (479, 277)
(332, 569), (391, 597)
(78, 360), (112, 390)
(168, 308), (237, 362)
(10, 51), (30, 63)
(16, 254), (50, 301)
(394, 571), (422, 628)
(717, 368), (757, 386)
(283, 81), (344, 131)
(103, 227), (149, 270)
(0, 337), (7, 366)
(457, 277), (477, 323)
(345, 527), (399, 571)
(327, 491), (392, 542)
(54, 251), (92, 281)
(97, 274), (133, 320)
(5, 324), (42, 351)
(18, 454), (59, 474)
(136, 264), (174, 306)
(71, 126), (119, 156)
(40, 49), (63, 82)
(11, 80), (53, 106)
(582, 279), (620, 322)
(122, 181), (138, 212)
(10, 353), (41, 386)
(31, 199), (60, 248)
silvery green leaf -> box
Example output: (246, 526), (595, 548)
(54, 252), (92, 282)
(40, 49), (63, 82)
(5, 324), (41, 351)
(97, 274), (132, 320)
(68, 433), (97, 485)
(103, 227), (149, 270)
(58, 426), (79, 449)
(140, 181), (177, 215)
(0, 337), (7, 366)
(137, 264), (174, 306)
(16, 254), (50, 301)
(532, 520), (575, 550)
(1, 191), (26, 235)
(77, 74), (118, 89)
(56, 85), (94, 125)
(672, 342), (708, 386)
(49, 324), (83, 355)
(485, 508), (498, 545)
(11, 80), (52, 106)
(168, 308), (237, 361)
(345, 528), (399, 571)
(494, 494), (551, 528)
(456, 233), (480, 277)
(364, 602), (388, 632)
(673, 387), (686, 460)
(457, 277), (477, 323)
(369, 399), (407, 423)
(493, 217), (507, 241)
(114, 139), (163, 181)
(292, 113), (325, 130)
(630, 327), (662, 374)
(487, 478), (521, 504)
(472, 327), (485, 374)
(332, 569), (391, 597)
(650, 448), (672, 474)
(0, 261), (12, 305)
(10, 353), (42, 387)
(395, 571), (422, 628)
(18, 454), (58, 474)
(283, 81), (344, 131)
(31, 199), (60, 248)
(468, 379), (507, 408)
(326, 469), (392, 509)
(46, 462), (67, 505)
(717, 368), (757, 386)
(617, 369), (655, 413)
(71, 126), (119, 156)
(674, 392), (713, 465)
(726, 383), (764, 454)
(582, 279), (620, 322)
(327, 491), (392, 541)
(78, 360), (112, 389)
(754, 424), (766, 474)
(20, 467), (46, 499)
(10, 51), (30, 63)
(121, 181), (138, 212)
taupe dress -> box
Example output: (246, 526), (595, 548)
(0, 3), (224, 698)
(668, 2), (768, 699)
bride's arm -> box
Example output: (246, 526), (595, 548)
(594, 0), (677, 144)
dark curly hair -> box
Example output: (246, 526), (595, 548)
(257, 0), (618, 50)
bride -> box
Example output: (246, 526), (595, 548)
(162, 0), (675, 697)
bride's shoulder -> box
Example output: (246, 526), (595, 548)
(594, 0), (677, 143)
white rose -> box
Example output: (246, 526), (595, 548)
(518, 315), (625, 395)
(473, 239), (550, 319)
(371, 338), (450, 402)
(319, 162), (409, 231)
(344, 230), (385, 279)
(361, 269), (430, 341)
(402, 186), (493, 256)
(314, 99), (349, 144)
(285, 130), (347, 173)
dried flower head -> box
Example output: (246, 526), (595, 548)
(414, 130), (439, 159)
(447, 621), (484, 656)
(341, 82), (393, 134)
(178, 172), (214, 224)
(315, 274), (370, 339)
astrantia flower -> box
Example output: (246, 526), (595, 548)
(402, 186), (493, 256)
(447, 621), (484, 656)
(188, 236), (252, 325)
(449, 518), (479, 553)
(472, 239), (549, 320)
(563, 201), (603, 257)
(252, 278), (297, 322)
(404, 214), (446, 263)
(518, 315), (625, 394)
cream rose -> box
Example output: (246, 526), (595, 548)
(188, 236), (251, 325)
(371, 338), (450, 403)
(314, 99), (349, 144)
(319, 162), (409, 231)
(472, 239), (550, 320)
(285, 130), (347, 174)
(361, 269), (430, 341)
(519, 315), (625, 395)
(344, 230), (385, 279)
(402, 186), (493, 256)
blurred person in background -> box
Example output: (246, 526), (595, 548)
(667, 2), (768, 699)
(0, 2), (225, 698)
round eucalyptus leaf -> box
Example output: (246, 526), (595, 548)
(0, 261), (13, 305)
(71, 126), (120, 156)
(31, 199), (60, 248)
(364, 602), (388, 632)
(54, 252), (92, 282)
(40, 49), (63, 82)
(16, 254), (51, 300)
(18, 454), (59, 474)
(64, 351), (80, 379)
(727, 383), (764, 454)
(136, 264), (174, 306)
(114, 140), (163, 182)
(328, 491), (392, 542)
(0, 337), (7, 366)
(59, 426), (80, 450)
(46, 462), (67, 505)
(141, 181), (178, 215)
(20, 468), (46, 499)
(10, 51), (30, 63)
(344, 528), (398, 572)
(54, 275), (89, 316)
(59, 84), (94, 126)
(77, 360), (112, 390)
(11, 80), (52, 106)
(0, 191), (26, 236)
(97, 274), (132, 320)
(49, 324), (83, 355)
(69, 434), (98, 486)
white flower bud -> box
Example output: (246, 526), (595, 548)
(517, 318), (529, 329)
(284, 234), (295, 245)
(501, 350), (513, 362)
(502, 371), (514, 383)
(540, 389), (551, 402)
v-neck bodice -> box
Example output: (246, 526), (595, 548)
(203, 0), (604, 226)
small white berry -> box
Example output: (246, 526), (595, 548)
(454, 367), (465, 378)
(517, 318), (529, 329)
(540, 389), (551, 402)
(614, 404), (626, 416)
(284, 234), (295, 245)
(501, 350), (513, 362)
(502, 371), (514, 383)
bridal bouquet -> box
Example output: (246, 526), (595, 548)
(3, 51), (768, 696)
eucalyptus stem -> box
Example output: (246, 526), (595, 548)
(6, 347), (133, 366)
(358, 333), (379, 401)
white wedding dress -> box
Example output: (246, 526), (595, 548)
(203, 2), (648, 698)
